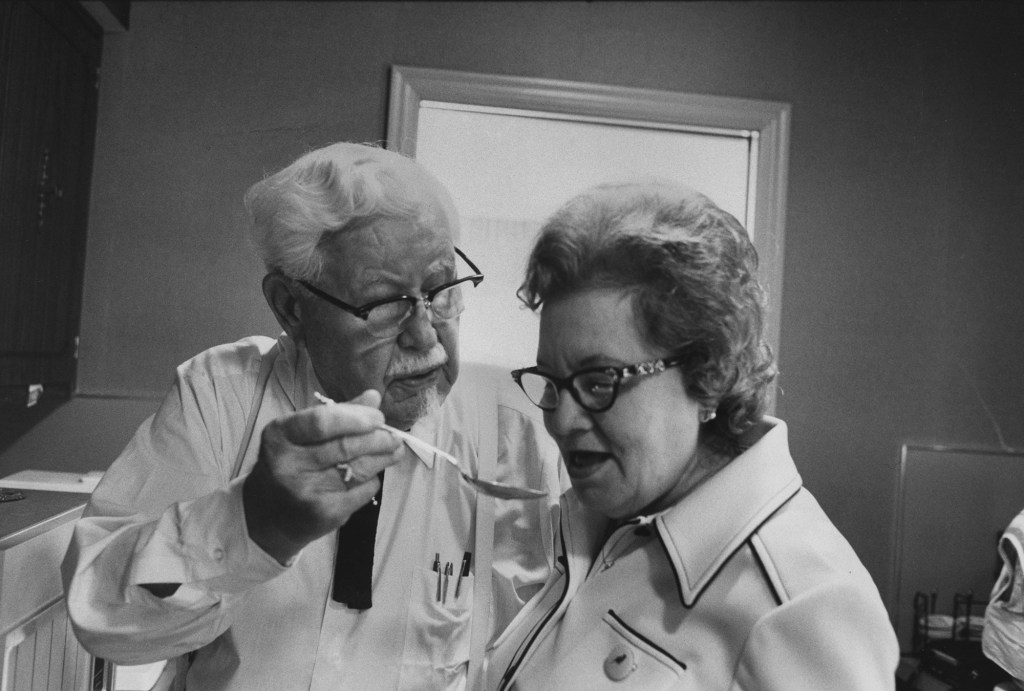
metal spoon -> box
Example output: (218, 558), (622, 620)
(314, 392), (547, 501)
(377, 424), (547, 500)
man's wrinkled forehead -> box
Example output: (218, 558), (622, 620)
(318, 210), (458, 295)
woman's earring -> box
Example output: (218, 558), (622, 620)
(700, 409), (717, 424)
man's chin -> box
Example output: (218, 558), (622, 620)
(383, 384), (446, 430)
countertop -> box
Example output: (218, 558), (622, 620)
(0, 489), (87, 550)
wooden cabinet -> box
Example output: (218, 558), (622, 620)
(0, 490), (91, 690)
(0, 0), (102, 404)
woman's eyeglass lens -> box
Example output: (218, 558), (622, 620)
(514, 370), (617, 412)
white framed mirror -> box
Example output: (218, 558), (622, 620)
(890, 444), (1024, 652)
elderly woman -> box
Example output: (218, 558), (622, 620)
(486, 182), (899, 690)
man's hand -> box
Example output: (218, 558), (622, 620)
(243, 389), (402, 564)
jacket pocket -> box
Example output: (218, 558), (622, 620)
(593, 610), (688, 689)
(511, 607), (689, 690)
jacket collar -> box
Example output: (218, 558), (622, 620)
(654, 417), (802, 607)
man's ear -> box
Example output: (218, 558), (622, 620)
(263, 272), (306, 343)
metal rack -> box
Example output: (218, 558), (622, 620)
(912, 591), (983, 654)
(901, 590), (1012, 690)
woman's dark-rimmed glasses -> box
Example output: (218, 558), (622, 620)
(298, 247), (484, 338)
(511, 354), (687, 413)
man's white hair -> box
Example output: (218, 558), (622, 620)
(244, 142), (458, 283)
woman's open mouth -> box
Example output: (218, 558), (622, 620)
(564, 450), (613, 479)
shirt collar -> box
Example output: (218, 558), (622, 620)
(406, 413), (439, 469)
(653, 416), (803, 607)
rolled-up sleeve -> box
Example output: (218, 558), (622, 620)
(61, 345), (287, 665)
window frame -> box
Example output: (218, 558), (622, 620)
(386, 65), (790, 408)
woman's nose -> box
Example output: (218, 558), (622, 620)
(545, 387), (592, 438)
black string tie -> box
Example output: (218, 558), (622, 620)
(332, 470), (385, 610)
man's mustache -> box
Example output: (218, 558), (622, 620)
(386, 344), (448, 378)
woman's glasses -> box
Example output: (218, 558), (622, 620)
(511, 354), (686, 413)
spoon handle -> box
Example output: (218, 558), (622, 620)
(313, 392), (463, 469)
(314, 392), (545, 500)
(378, 424), (463, 469)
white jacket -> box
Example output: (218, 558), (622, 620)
(487, 418), (899, 690)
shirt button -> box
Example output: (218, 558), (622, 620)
(213, 547), (225, 562)
(604, 643), (638, 681)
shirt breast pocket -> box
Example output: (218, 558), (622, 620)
(398, 565), (475, 690)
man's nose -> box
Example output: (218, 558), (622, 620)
(396, 300), (440, 349)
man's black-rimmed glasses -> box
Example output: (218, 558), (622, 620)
(511, 354), (687, 413)
(298, 247), (484, 338)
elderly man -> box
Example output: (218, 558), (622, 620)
(62, 143), (565, 690)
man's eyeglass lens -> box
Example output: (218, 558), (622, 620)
(365, 282), (468, 337)
(299, 247), (483, 338)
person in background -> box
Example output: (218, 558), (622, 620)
(487, 180), (900, 689)
(62, 142), (565, 690)
(983, 507), (1024, 689)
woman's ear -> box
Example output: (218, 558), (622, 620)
(262, 272), (306, 344)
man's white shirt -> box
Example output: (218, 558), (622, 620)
(62, 334), (565, 690)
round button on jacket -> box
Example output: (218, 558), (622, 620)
(603, 643), (638, 681)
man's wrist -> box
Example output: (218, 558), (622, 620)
(242, 476), (304, 565)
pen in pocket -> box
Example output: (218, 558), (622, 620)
(433, 552), (441, 602)
(443, 562), (453, 603)
(455, 551), (471, 599)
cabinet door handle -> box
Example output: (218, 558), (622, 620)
(37, 147), (64, 227)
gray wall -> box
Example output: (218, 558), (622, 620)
(3, 1), (1023, 612)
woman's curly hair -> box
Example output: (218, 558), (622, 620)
(518, 181), (777, 449)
